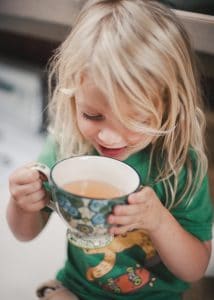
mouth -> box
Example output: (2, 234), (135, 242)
(98, 145), (127, 158)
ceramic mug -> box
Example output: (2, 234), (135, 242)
(33, 155), (140, 249)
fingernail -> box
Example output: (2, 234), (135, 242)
(108, 215), (113, 224)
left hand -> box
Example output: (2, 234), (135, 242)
(108, 186), (167, 235)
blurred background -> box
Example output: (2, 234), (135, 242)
(0, 1), (213, 299)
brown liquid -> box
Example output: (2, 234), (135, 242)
(62, 179), (123, 198)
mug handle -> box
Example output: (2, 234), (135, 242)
(31, 162), (56, 212)
(135, 184), (143, 193)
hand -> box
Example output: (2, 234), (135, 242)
(9, 163), (50, 213)
(108, 186), (167, 235)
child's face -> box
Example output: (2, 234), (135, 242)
(75, 76), (159, 161)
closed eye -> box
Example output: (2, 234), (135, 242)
(82, 112), (104, 121)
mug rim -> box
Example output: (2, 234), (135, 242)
(50, 155), (141, 201)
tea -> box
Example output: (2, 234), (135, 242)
(62, 179), (123, 198)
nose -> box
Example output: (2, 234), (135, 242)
(98, 127), (126, 148)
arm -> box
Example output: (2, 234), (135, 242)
(7, 197), (50, 241)
(149, 206), (211, 282)
(109, 186), (212, 282)
(7, 164), (51, 241)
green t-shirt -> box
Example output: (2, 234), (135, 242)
(38, 137), (213, 300)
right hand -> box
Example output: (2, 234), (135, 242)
(9, 163), (50, 213)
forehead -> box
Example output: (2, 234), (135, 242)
(76, 74), (155, 120)
(77, 74), (130, 111)
(80, 75), (106, 100)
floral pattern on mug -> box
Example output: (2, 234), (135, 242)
(91, 213), (106, 225)
(77, 224), (94, 234)
(89, 200), (109, 212)
(57, 194), (81, 218)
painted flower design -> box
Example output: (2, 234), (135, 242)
(79, 206), (93, 219)
(91, 213), (106, 225)
(58, 195), (80, 218)
(77, 224), (94, 234)
(89, 200), (108, 213)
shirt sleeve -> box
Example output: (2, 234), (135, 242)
(37, 134), (57, 168)
(172, 175), (213, 241)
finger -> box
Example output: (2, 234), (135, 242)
(128, 186), (153, 204)
(25, 179), (44, 196)
(9, 167), (40, 185)
(11, 179), (44, 199)
(23, 194), (50, 212)
(108, 214), (135, 226)
(30, 195), (51, 212)
(113, 203), (139, 216)
(109, 224), (137, 235)
(17, 188), (47, 208)
(28, 189), (47, 204)
(24, 162), (48, 181)
(22, 190), (49, 208)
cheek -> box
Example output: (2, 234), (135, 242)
(127, 132), (154, 148)
(127, 132), (145, 145)
(76, 117), (97, 140)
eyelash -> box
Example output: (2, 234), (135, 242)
(82, 112), (104, 121)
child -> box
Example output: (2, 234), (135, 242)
(7, 1), (213, 299)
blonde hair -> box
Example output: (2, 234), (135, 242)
(48, 0), (207, 209)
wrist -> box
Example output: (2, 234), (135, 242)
(148, 206), (171, 236)
(9, 196), (28, 215)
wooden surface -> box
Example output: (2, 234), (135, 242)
(183, 277), (214, 300)
(183, 111), (214, 300)
(174, 9), (214, 55)
(0, 1), (213, 54)
(206, 112), (214, 200)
